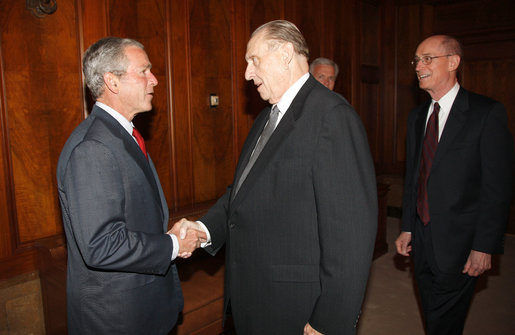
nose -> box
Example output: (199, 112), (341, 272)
(415, 59), (424, 72)
(245, 63), (254, 81)
(148, 71), (158, 86)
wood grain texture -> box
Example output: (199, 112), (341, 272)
(0, 0), (514, 280)
(1, 0), (82, 244)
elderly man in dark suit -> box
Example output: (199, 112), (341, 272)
(174, 20), (377, 335)
(57, 37), (204, 334)
(396, 35), (513, 335)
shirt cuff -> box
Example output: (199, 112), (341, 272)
(196, 221), (212, 247)
(169, 234), (179, 260)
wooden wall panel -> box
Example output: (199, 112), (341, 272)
(1, 1), (82, 244)
(169, 0), (194, 211)
(359, 1), (381, 165)
(188, 0), (235, 203)
(329, 0), (359, 110)
(0, 25), (14, 260)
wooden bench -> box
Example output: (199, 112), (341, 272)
(36, 237), (229, 335)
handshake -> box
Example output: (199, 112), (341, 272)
(168, 218), (208, 259)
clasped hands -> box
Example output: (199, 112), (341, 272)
(168, 218), (207, 258)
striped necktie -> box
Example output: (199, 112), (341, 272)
(233, 105), (280, 197)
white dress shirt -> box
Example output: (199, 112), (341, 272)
(424, 82), (460, 141)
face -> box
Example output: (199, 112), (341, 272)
(244, 32), (290, 104)
(116, 46), (158, 120)
(414, 36), (458, 100)
(312, 64), (336, 90)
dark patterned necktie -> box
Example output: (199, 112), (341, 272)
(233, 105), (280, 197)
(417, 102), (440, 225)
(132, 127), (148, 159)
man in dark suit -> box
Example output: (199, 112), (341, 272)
(174, 20), (377, 334)
(57, 37), (204, 334)
(395, 35), (513, 335)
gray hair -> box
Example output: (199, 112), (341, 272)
(309, 57), (339, 77)
(252, 20), (309, 59)
(83, 37), (144, 100)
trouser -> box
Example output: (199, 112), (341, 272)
(412, 218), (478, 335)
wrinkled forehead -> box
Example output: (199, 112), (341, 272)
(246, 33), (265, 58)
(314, 64), (335, 75)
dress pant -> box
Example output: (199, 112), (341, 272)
(412, 218), (477, 335)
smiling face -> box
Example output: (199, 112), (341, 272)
(116, 46), (158, 120)
(244, 31), (290, 104)
(312, 64), (336, 90)
(414, 36), (459, 101)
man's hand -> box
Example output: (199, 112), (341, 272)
(304, 323), (323, 335)
(168, 218), (207, 258)
(395, 231), (412, 256)
(463, 250), (491, 277)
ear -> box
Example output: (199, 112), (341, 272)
(448, 54), (460, 72)
(280, 42), (294, 66)
(103, 72), (120, 94)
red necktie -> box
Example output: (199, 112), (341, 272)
(416, 102), (440, 225)
(132, 127), (148, 159)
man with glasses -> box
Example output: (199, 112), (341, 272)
(395, 35), (513, 335)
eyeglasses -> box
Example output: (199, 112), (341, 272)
(411, 54), (453, 67)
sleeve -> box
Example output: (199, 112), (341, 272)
(62, 140), (173, 274)
(475, 102), (514, 253)
(200, 186), (231, 255)
(308, 104), (378, 334)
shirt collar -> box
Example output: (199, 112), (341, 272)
(95, 101), (135, 135)
(275, 72), (310, 114)
(433, 82), (460, 112)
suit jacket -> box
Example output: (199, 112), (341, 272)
(401, 87), (514, 273)
(202, 75), (378, 335)
(57, 106), (183, 334)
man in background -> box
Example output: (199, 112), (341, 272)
(175, 20), (377, 335)
(309, 57), (339, 90)
(57, 37), (204, 334)
(395, 35), (513, 335)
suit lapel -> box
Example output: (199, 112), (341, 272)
(431, 88), (469, 171)
(413, 101), (431, 183)
(230, 109), (270, 200)
(230, 76), (316, 210)
(92, 107), (163, 215)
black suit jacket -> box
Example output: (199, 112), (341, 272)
(402, 87), (513, 273)
(57, 106), (183, 334)
(202, 76), (378, 334)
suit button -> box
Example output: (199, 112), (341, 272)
(229, 222), (235, 228)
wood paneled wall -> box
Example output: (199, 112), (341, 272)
(0, 0), (360, 280)
(1, 0), (514, 280)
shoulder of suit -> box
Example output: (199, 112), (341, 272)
(309, 84), (352, 108)
(463, 88), (502, 109)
